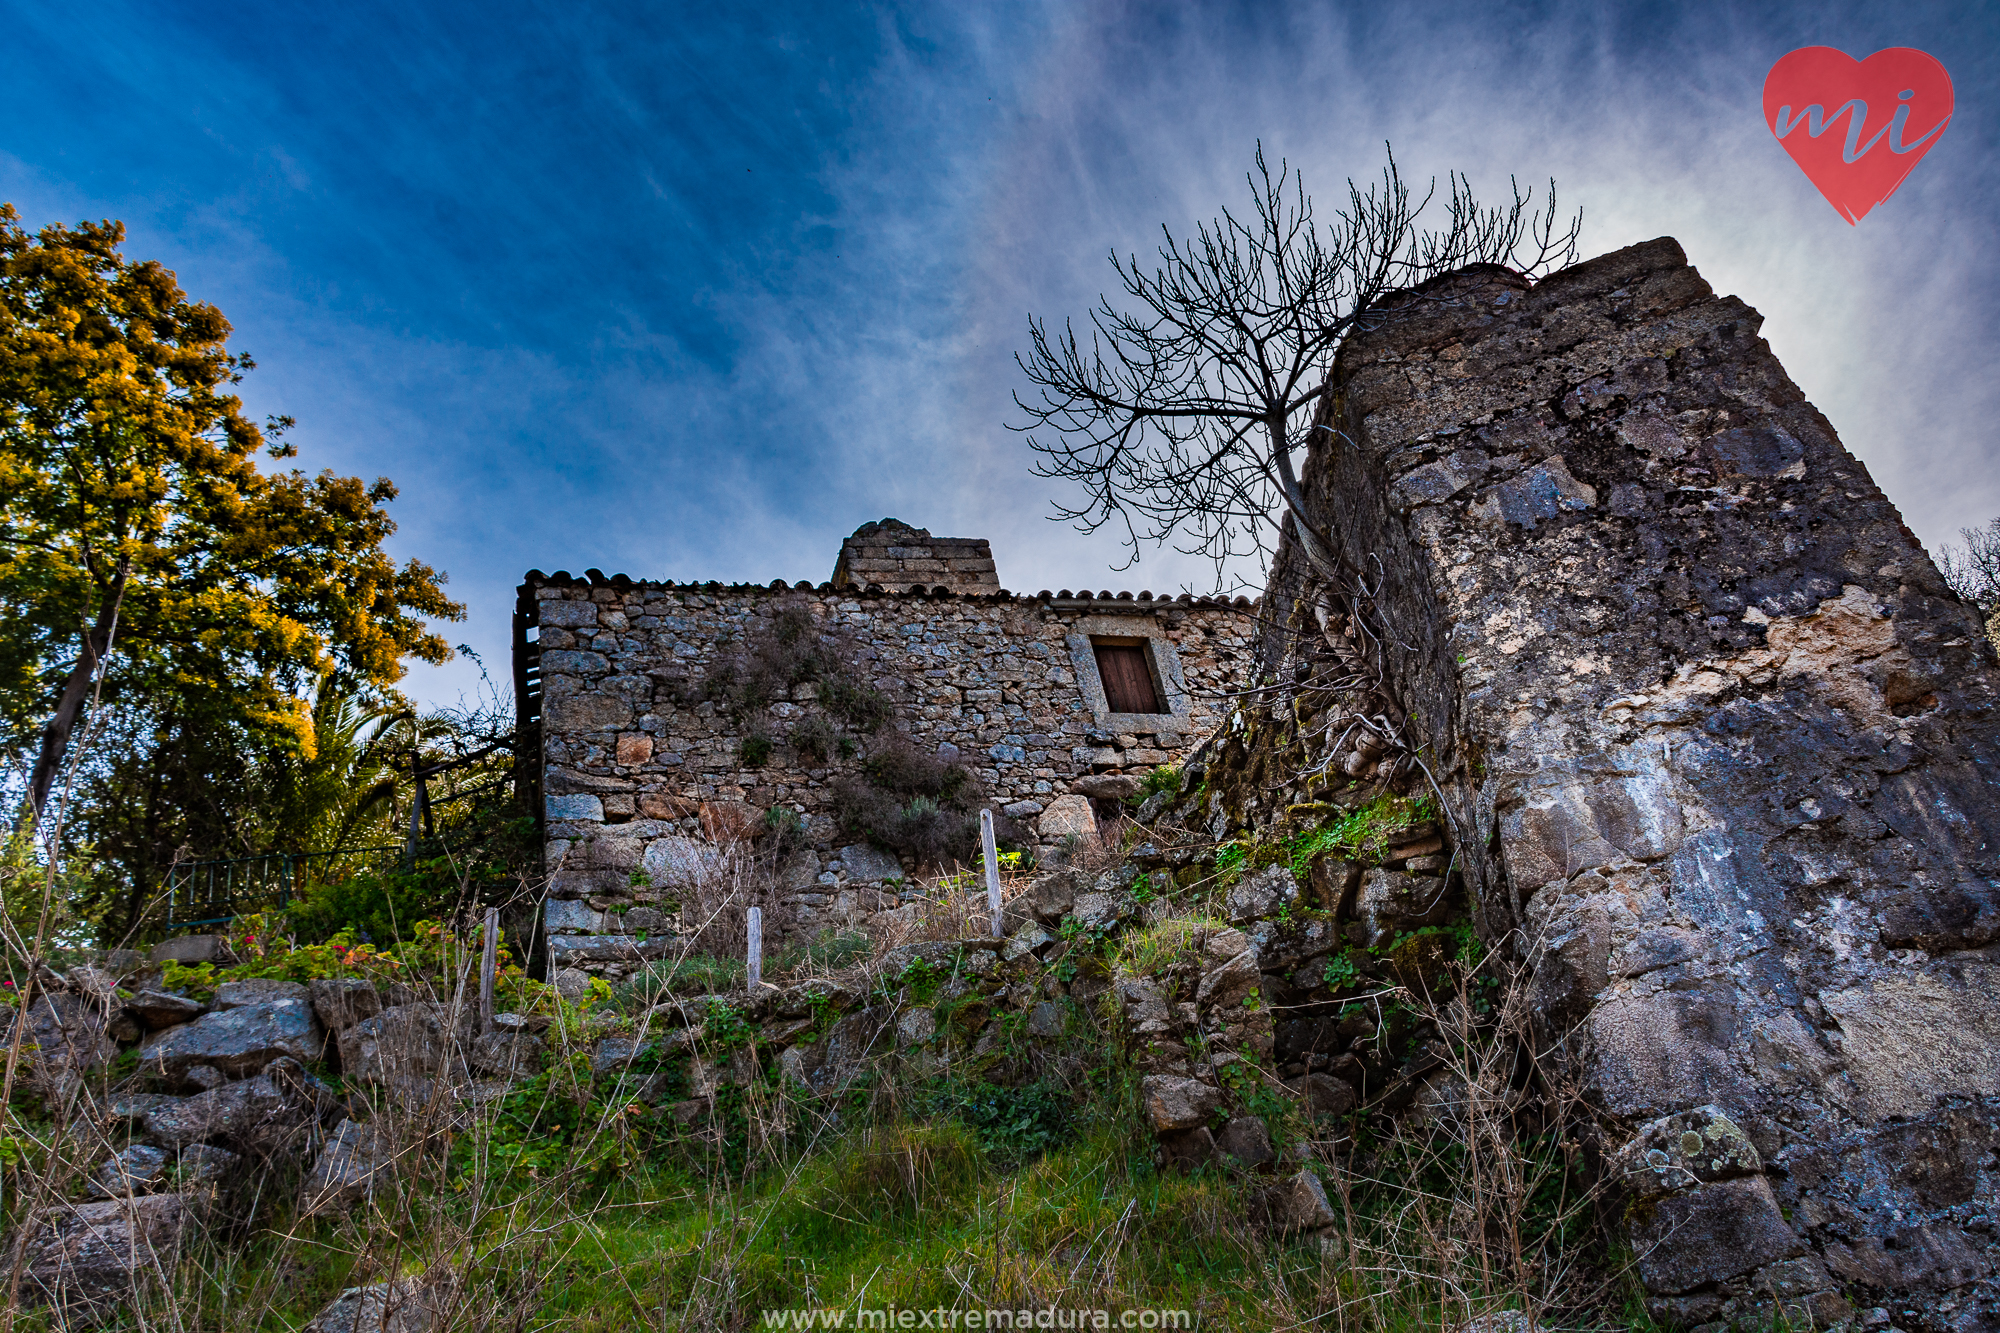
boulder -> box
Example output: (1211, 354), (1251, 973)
(1000, 924), (1054, 963)
(1253, 1169), (1337, 1234)
(547, 934), (678, 964)
(1200, 928), (1251, 965)
(1629, 1175), (1805, 1295)
(216, 978), (310, 1009)
(141, 995), (324, 1083)
(1141, 1074), (1223, 1132)
(470, 1030), (545, 1079)
(1614, 1104), (1763, 1199)
(1074, 774), (1143, 801)
(303, 1276), (445, 1333)
(1195, 950), (1263, 1009)
(777, 1008), (889, 1097)
(5, 984), (115, 1072)
(1216, 1115), (1275, 1169)
(895, 1008), (937, 1047)
(1350, 868), (1451, 949)
(301, 1120), (396, 1215)
(338, 1004), (465, 1103)
(184, 1065), (228, 1091)
(1070, 891), (1126, 931)
(65, 965), (124, 999)
(621, 905), (670, 934)
(106, 1092), (184, 1123)
(1038, 795), (1097, 842)
(13, 1193), (187, 1311)
(1027, 1001), (1065, 1039)
(1226, 865), (1298, 926)
(1028, 872), (1077, 923)
(641, 836), (722, 891)
(125, 990), (206, 1030)
(142, 1058), (331, 1152)
(551, 968), (594, 998)
(589, 1034), (677, 1079)
(699, 799), (761, 843)
(309, 977), (384, 1033)
(84, 1143), (238, 1199)
(2, 993), (115, 1093)
(1301, 1073), (1358, 1119)
(835, 844), (905, 883)
(543, 897), (602, 935)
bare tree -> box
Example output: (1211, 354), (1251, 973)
(1014, 143), (1581, 588)
(1938, 517), (2000, 612)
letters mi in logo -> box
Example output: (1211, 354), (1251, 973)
(1763, 47), (1953, 224)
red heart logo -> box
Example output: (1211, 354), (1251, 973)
(1763, 47), (1953, 224)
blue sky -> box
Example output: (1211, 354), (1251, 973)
(3, 1), (1995, 706)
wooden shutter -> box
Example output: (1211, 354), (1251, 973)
(1093, 643), (1164, 713)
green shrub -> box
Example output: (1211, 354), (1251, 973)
(918, 1079), (1074, 1165)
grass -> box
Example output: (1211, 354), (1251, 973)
(7, 841), (1651, 1333)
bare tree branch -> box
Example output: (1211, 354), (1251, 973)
(1013, 142), (1580, 589)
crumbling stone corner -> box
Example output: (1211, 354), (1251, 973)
(1270, 236), (2000, 1325)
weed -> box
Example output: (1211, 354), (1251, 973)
(1115, 915), (1224, 976)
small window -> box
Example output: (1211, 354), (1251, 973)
(1092, 639), (1165, 713)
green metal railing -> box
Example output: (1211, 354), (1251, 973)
(163, 846), (403, 930)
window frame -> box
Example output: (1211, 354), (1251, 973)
(1065, 616), (1194, 737)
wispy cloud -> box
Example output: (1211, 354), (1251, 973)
(2, 0), (1992, 705)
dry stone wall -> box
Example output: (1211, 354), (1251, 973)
(1245, 237), (2000, 1327)
(524, 565), (1258, 975)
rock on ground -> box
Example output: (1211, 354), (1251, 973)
(141, 1059), (330, 1153)
(13, 1193), (187, 1311)
(216, 978), (310, 1009)
(1141, 1074), (1223, 1133)
(1254, 1170), (1337, 1235)
(301, 1120), (396, 1215)
(86, 1143), (238, 1199)
(125, 989), (207, 1029)
(338, 1003), (468, 1103)
(3, 993), (115, 1092)
(310, 978), (385, 1033)
(303, 1276), (446, 1333)
(141, 994), (325, 1083)
(1225, 866), (1297, 926)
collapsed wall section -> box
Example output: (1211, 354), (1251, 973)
(1266, 237), (2000, 1324)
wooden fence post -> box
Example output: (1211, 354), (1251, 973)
(981, 808), (1003, 938)
(746, 905), (763, 991)
(479, 906), (499, 1031)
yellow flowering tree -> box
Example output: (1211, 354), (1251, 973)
(0, 205), (463, 823)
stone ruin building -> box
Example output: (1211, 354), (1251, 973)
(512, 520), (1260, 972)
(1197, 237), (2000, 1327)
(512, 237), (2000, 1327)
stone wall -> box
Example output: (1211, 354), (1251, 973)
(830, 518), (999, 593)
(520, 558), (1259, 977)
(1244, 238), (2000, 1325)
